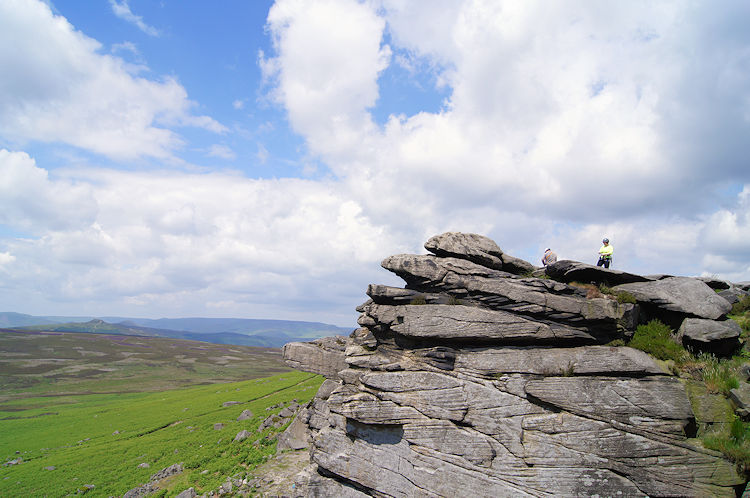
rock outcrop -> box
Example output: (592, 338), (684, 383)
(284, 233), (747, 497)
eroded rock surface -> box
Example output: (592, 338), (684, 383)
(283, 232), (746, 497)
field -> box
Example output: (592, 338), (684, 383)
(0, 372), (323, 496)
(0, 329), (294, 402)
(0, 328), (324, 496)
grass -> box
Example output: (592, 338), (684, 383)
(703, 417), (750, 473)
(626, 318), (750, 472)
(627, 320), (691, 364)
(409, 296), (427, 305)
(733, 296), (750, 315)
(0, 372), (323, 497)
(568, 282), (636, 304)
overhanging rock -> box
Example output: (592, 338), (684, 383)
(283, 232), (747, 497)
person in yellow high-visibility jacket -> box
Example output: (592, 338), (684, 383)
(597, 238), (613, 268)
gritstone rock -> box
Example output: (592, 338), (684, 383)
(283, 232), (747, 497)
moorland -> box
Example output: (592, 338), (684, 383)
(0, 329), (324, 496)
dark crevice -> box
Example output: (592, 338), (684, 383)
(315, 466), (377, 496)
(523, 393), (562, 414)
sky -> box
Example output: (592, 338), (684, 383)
(1, 0), (749, 327)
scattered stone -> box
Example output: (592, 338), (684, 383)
(123, 483), (156, 498)
(149, 463), (183, 481)
(236, 409), (253, 421)
(175, 487), (197, 498)
(137, 463), (150, 469)
(730, 384), (750, 419)
(112, 430), (120, 435)
(234, 430), (251, 442)
(222, 401), (242, 407)
(45, 466), (55, 471)
(213, 423), (224, 431)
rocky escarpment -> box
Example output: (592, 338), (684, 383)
(283, 232), (748, 497)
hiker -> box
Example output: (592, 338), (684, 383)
(542, 248), (557, 266)
(597, 238), (613, 268)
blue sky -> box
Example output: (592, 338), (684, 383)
(1, 0), (749, 326)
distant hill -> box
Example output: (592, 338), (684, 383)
(0, 312), (352, 348)
(0, 312), (58, 328)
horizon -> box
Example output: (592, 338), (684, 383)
(1, 1), (749, 327)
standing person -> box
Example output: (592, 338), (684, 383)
(542, 248), (557, 266)
(597, 238), (613, 268)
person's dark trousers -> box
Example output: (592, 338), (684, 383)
(597, 258), (610, 268)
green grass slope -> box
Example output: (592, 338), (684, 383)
(0, 372), (323, 497)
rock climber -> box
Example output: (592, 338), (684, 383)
(597, 238), (613, 268)
(542, 248), (557, 266)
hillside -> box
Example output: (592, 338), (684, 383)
(0, 328), (293, 402)
(0, 372), (323, 497)
(0, 312), (352, 348)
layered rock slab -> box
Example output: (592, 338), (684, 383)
(283, 232), (746, 497)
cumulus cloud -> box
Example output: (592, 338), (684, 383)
(260, 0), (750, 281)
(0, 159), (405, 323)
(0, 149), (97, 233)
(2, 0), (750, 324)
(109, 0), (159, 36)
(0, 0), (224, 160)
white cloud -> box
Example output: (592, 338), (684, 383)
(2, 0), (750, 324)
(0, 158), (404, 323)
(262, 0), (391, 163)
(256, 143), (269, 164)
(207, 144), (236, 160)
(0, 149), (97, 233)
(109, 0), (159, 36)
(259, 0), (750, 282)
(0, 0), (224, 160)
(0, 251), (15, 267)
(232, 99), (245, 110)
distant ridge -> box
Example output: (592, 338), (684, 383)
(0, 312), (352, 348)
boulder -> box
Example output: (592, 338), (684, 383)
(730, 384), (750, 419)
(614, 277), (732, 325)
(677, 318), (741, 356)
(424, 232), (505, 270)
(277, 406), (312, 451)
(236, 409), (253, 421)
(697, 276), (731, 290)
(234, 430), (251, 442)
(545, 259), (652, 286)
(718, 286), (749, 305)
(174, 488), (197, 498)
